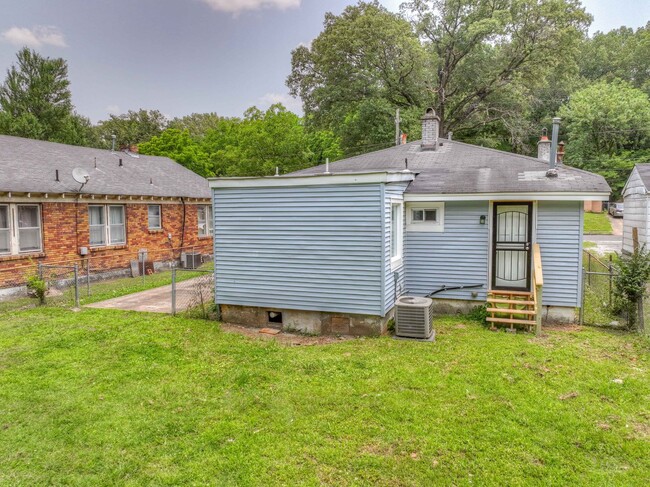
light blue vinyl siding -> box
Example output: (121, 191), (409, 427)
(384, 182), (410, 313)
(405, 201), (490, 301)
(536, 201), (583, 307)
(213, 184), (384, 315)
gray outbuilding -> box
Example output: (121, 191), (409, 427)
(622, 164), (650, 254)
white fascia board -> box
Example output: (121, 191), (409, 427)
(405, 192), (611, 202)
(209, 171), (416, 189)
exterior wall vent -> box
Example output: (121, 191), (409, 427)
(395, 296), (434, 339)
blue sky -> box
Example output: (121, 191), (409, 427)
(0, 0), (647, 122)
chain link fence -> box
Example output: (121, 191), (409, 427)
(0, 244), (212, 312)
(580, 250), (620, 327)
(171, 268), (215, 319)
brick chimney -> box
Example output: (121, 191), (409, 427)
(557, 141), (565, 164)
(537, 128), (551, 162)
(401, 133), (408, 145)
(421, 108), (439, 151)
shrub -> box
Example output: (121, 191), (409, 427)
(26, 275), (47, 305)
(613, 246), (650, 330)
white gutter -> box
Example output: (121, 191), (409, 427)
(405, 192), (610, 202)
(209, 171), (417, 189)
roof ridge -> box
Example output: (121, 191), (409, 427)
(0, 133), (173, 162)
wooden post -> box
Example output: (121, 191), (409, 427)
(632, 227), (644, 331)
(608, 254), (613, 308)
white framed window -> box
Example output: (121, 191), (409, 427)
(0, 204), (43, 255)
(406, 202), (445, 232)
(89, 205), (126, 246)
(390, 199), (403, 270)
(148, 205), (162, 230)
(198, 205), (213, 237)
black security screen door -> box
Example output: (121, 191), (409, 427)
(492, 203), (533, 291)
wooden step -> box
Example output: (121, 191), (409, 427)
(486, 308), (536, 316)
(488, 290), (533, 297)
(486, 317), (536, 326)
(486, 298), (535, 306)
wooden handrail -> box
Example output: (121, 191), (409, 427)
(533, 243), (543, 287)
(532, 243), (543, 336)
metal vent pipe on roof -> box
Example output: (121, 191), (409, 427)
(549, 117), (561, 170)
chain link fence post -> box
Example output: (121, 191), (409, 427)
(579, 268), (585, 326)
(73, 263), (80, 308)
(86, 256), (91, 297)
(171, 267), (177, 316)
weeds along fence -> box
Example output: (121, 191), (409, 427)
(0, 243), (213, 309)
(580, 250), (621, 327)
(171, 268), (215, 319)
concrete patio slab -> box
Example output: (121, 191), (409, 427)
(86, 276), (213, 314)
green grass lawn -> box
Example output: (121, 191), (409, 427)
(584, 212), (614, 235)
(1, 308), (649, 485)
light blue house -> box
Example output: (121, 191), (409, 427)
(209, 111), (610, 335)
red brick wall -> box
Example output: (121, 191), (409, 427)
(0, 201), (213, 288)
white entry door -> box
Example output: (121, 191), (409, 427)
(492, 203), (532, 291)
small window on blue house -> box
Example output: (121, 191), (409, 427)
(406, 203), (444, 232)
(412, 208), (438, 222)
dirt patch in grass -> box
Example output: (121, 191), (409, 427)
(220, 323), (354, 345)
(544, 323), (584, 332)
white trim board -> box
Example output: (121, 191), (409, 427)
(209, 171), (417, 189)
(405, 192), (610, 202)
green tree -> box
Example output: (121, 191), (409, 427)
(139, 129), (213, 177)
(204, 105), (313, 177)
(402, 0), (591, 136)
(168, 112), (220, 138)
(0, 47), (89, 144)
(287, 1), (426, 153)
(559, 80), (650, 158)
(580, 22), (650, 95)
(94, 109), (167, 148)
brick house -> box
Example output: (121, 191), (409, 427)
(0, 135), (213, 291)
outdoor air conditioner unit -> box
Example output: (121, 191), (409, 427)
(395, 296), (434, 339)
(181, 252), (202, 269)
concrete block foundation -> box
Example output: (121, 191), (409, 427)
(219, 304), (393, 336)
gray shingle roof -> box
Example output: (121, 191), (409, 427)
(291, 139), (610, 195)
(0, 135), (211, 198)
(635, 164), (650, 189)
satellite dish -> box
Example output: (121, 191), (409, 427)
(72, 167), (90, 185)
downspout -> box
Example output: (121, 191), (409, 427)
(180, 197), (186, 258)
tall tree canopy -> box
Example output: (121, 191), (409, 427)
(94, 109), (168, 149)
(141, 104), (342, 178)
(559, 80), (650, 197)
(289, 0), (591, 154)
(579, 22), (650, 95)
(288, 2), (427, 154)
(0, 47), (92, 145)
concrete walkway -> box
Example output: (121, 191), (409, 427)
(87, 276), (213, 314)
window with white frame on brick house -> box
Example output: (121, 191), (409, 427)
(0, 204), (42, 255)
(88, 205), (126, 247)
(197, 205), (213, 237)
(148, 205), (162, 230)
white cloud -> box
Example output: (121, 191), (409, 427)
(1, 25), (67, 48)
(259, 92), (302, 114)
(200, 0), (300, 14)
